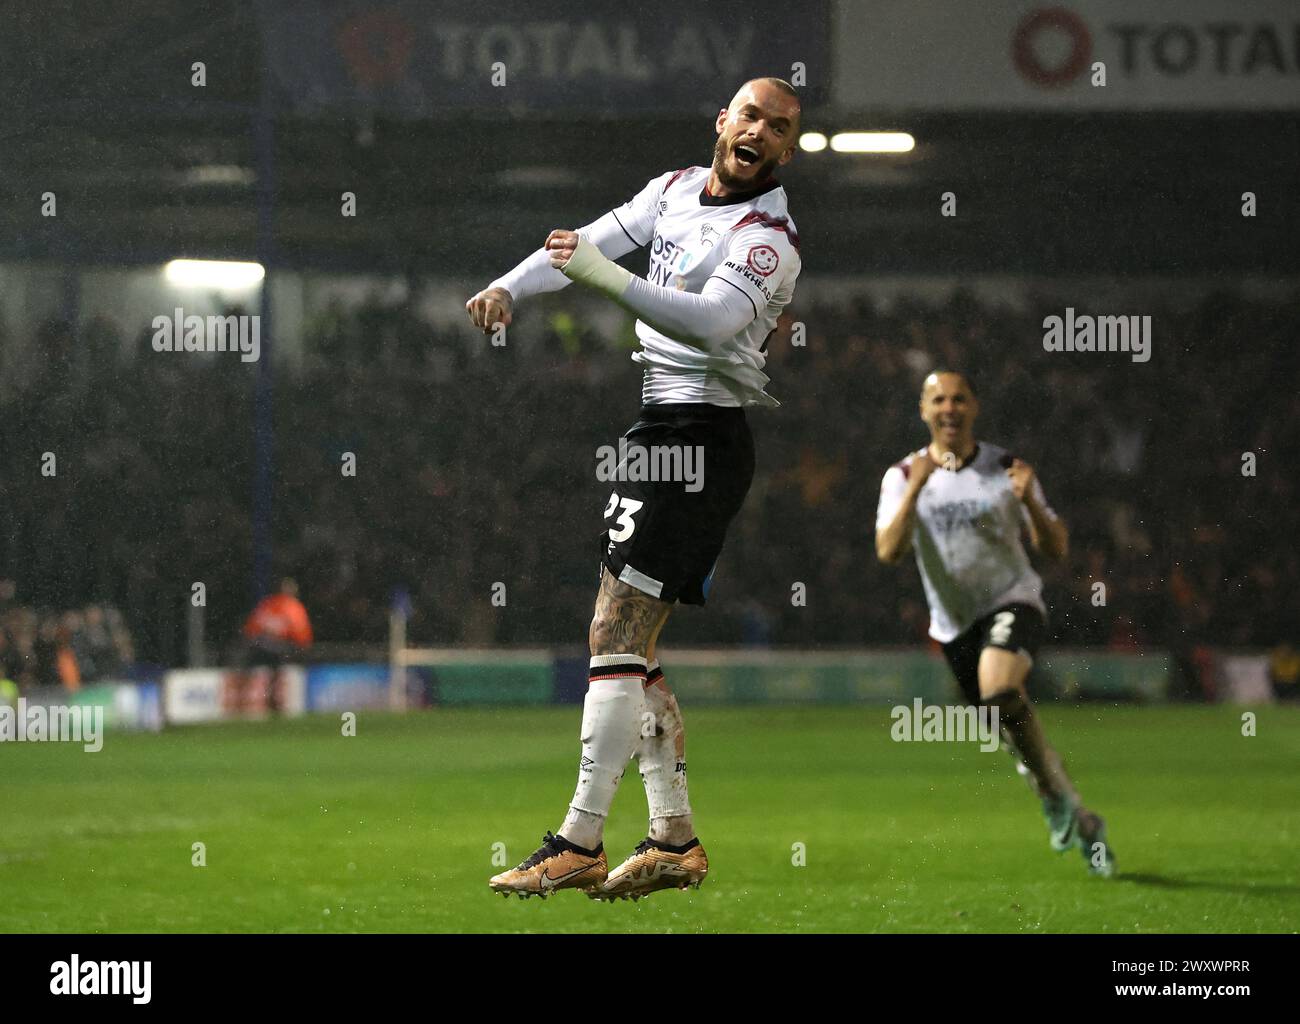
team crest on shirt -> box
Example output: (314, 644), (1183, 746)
(699, 224), (722, 250)
(747, 244), (779, 276)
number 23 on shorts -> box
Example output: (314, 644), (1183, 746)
(604, 492), (644, 542)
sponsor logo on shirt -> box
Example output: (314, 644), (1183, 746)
(722, 259), (775, 302)
(649, 232), (697, 286)
(929, 498), (992, 535)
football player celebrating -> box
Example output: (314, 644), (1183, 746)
(467, 79), (803, 900)
(876, 371), (1115, 877)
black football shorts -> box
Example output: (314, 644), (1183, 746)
(236, 637), (292, 671)
(941, 602), (1047, 705)
(598, 403), (754, 605)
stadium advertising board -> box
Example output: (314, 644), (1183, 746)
(1214, 653), (1275, 704)
(305, 663), (390, 711)
(662, 652), (954, 705)
(834, 1), (1300, 110)
(429, 659), (554, 705)
(162, 669), (223, 724)
(659, 651), (1173, 704)
(256, 0), (830, 116)
(163, 667), (306, 724)
(2, 683), (162, 734)
(73, 682), (164, 732)
(1035, 651), (1172, 702)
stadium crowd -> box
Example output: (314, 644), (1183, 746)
(0, 578), (136, 691)
(0, 284), (1295, 675)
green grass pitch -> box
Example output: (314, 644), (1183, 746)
(1, 705), (1296, 933)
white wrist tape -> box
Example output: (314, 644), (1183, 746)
(560, 236), (633, 297)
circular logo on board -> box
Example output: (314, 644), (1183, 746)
(1012, 7), (1092, 88)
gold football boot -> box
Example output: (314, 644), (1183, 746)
(489, 831), (608, 899)
(590, 837), (708, 901)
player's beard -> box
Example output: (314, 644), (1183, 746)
(712, 134), (779, 192)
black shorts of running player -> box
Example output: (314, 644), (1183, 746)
(598, 403), (755, 605)
(235, 637), (292, 672)
(941, 602), (1047, 705)
(232, 638), (294, 714)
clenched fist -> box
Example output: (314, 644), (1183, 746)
(909, 449), (940, 490)
(465, 287), (513, 333)
(544, 229), (579, 269)
(1006, 457), (1036, 502)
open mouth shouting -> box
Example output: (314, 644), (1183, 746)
(712, 128), (779, 190)
(732, 140), (762, 170)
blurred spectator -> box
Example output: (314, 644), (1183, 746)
(0, 583), (135, 692)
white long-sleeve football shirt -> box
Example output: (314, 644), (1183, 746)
(489, 166), (801, 407)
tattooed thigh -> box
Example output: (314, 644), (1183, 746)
(589, 567), (673, 657)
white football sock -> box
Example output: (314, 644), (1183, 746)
(640, 660), (694, 845)
(560, 656), (648, 850)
